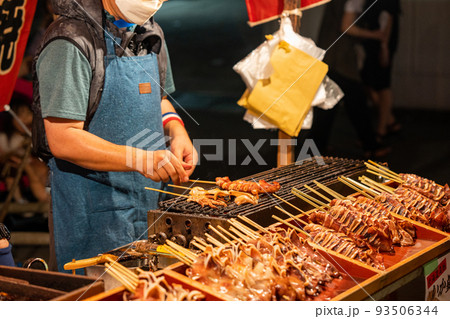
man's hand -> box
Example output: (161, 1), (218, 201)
(138, 149), (189, 185)
(165, 121), (198, 177)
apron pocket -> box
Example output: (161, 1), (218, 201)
(86, 176), (134, 213)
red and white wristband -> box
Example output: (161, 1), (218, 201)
(162, 112), (184, 128)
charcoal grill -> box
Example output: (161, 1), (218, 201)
(148, 157), (369, 247)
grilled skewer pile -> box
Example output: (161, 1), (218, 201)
(304, 223), (385, 270)
(166, 220), (341, 301)
(123, 271), (205, 301)
(364, 162), (450, 232)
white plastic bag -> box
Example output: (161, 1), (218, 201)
(234, 17), (343, 131)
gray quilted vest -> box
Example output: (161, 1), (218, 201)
(31, 0), (169, 161)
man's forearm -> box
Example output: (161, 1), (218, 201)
(44, 118), (141, 172)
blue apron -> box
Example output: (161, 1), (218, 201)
(49, 30), (165, 272)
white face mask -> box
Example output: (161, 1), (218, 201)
(115, 0), (165, 25)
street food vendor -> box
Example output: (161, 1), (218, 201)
(32, 0), (197, 271)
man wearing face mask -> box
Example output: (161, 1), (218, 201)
(31, 0), (198, 272)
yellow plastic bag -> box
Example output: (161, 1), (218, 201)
(244, 41), (328, 137)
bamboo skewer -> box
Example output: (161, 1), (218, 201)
(230, 218), (261, 237)
(168, 184), (192, 190)
(191, 241), (207, 252)
(341, 177), (380, 197)
(366, 168), (403, 184)
(228, 219), (259, 239)
(205, 233), (224, 247)
(304, 185), (333, 203)
(105, 263), (137, 293)
(271, 215), (310, 237)
(166, 240), (197, 260)
(105, 256), (139, 282)
(359, 176), (395, 194)
(163, 245), (193, 265)
(229, 226), (251, 242)
(365, 163), (403, 183)
(238, 215), (270, 234)
(275, 206), (308, 226)
(145, 187), (189, 198)
(217, 225), (245, 245)
(189, 179), (216, 185)
(338, 176), (375, 199)
(313, 181), (346, 200)
(193, 236), (208, 246)
(272, 193), (306, 214)
(367, 160), (402, 179)
(292, 187), (329, 207)
(291, 188), (321, 208)
(208, 225), (235, 245)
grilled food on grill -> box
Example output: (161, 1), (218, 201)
(123, 272), (205, 301)
(186, 228), (340, 301)
(215, 176), (281, 195)
(304, 223), (385, 270)
(185, 187), (259, 209)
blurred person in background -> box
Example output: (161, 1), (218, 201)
(0, 223), (14, 267)
(0, 90), (50, 204)
(308, 0), (390, 158)
(346, 0), (402, 140)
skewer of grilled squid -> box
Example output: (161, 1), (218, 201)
(338, 176), (375, 199)
(193, 236), (208, 246)
(313, 181), (346, 200)
(166, 240), (198, 260)
(304, 185), (333, 203)
(208, 225), (236, 246)
(367, 160), (403, 180)
(292, 187), (329, 207)
(339, 177), (380, 197)
(205, 233), (225, 247)
(105, 263), (138, 293)
(238, 215), (270, 234)
(144, 187), (189, 198)
(272, 193), (306, 214)
(104, 256), (139, 282)
(359, 176), (395, 194)
(271, 215), (311, 237)
(191, 241), (207, 252)
(217, 225), (245, 245)
(163, 245), (194, 266)
(292, 188), (324, 209)
(365, 163), (404, 182)
(229, 226), (251, 242)
(274, 206), (308, 226)
(228, 219), (260, 239)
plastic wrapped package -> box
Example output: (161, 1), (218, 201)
(234, 17), (343, 133)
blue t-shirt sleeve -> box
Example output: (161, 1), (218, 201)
(36, 39), (92, 121)
(0, 244), (15, 267)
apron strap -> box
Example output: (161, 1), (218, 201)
(104, 30), (122, 57)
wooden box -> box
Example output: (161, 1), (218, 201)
(0, 266), (104, 301)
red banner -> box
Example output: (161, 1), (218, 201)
(245, 0), (331, 24)
(0, 0), (37, 111)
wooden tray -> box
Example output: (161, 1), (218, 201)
(164, 246), (380, 301)
(270, 191), (450, 300)
(0, 266), (104, 301)
(85, 269), (230, 301)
